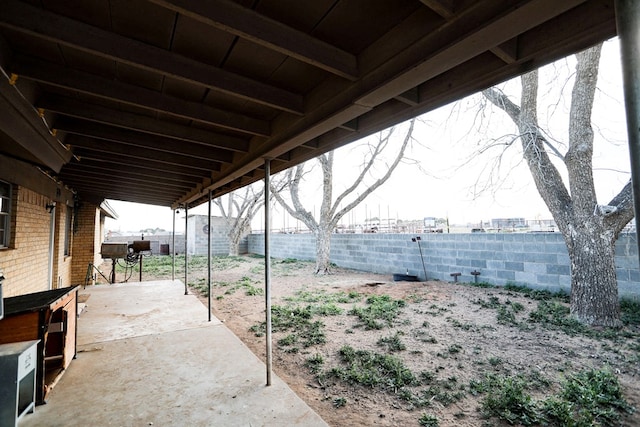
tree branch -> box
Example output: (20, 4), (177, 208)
(484, 73), (573, 229)
(565, 44), (602, 214)
(270, 166), (318, 231)
(332, 118), (416, 227)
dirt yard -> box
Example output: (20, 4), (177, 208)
(116, 255), (639, 426)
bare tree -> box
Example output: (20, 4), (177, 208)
(214, 184), (264, 256)
(272, 119), (416, 274)
(482, 43), (634, 326)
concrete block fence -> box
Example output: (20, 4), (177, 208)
(248, 232), (640, 298)
(106, 215), (249, 257)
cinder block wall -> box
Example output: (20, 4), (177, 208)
(187, 215), (248, 255)
(0, 186), (53, 297)
(248, 232), (640, 298)
(104, 234), (186, 255)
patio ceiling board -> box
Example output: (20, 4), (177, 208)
(59, 173), (193, 195)
(147, 0), (359, 80)
(0, 0), (305, 113)
(63, 161), (206, 186)
(64, 171), (195, 194)
(12, 55), (272, 136)
(66, 135), (224, 171)
(37, 95), (250, 153)
(70, 151), (216, 178)
(0, 0), (618, 209)
(60, 183), (187, 206)
(55, 118), (236, 164)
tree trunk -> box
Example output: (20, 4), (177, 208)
(566, 229), (621, 327)
(315, 226), (332, 274)
(228, 227), (244, 256)
(228, 241), (239, 256)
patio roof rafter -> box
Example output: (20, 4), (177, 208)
(11, 56), (271, 137)
(147, 0), (359, 80)
(0, 0), (626, 210)
(66, 135), (223, 171)
(70, 151), (217, 178)
(38, 95), (251, 153)
(56, 118), (235, 164)
(0, 0), (304, 114)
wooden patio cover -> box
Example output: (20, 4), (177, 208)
(0, 0), (619, 209)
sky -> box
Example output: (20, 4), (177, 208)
(105, 38), (630, 234)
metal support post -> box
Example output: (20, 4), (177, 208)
(207, 190), (212, 322)
(411, 236), (428, 281)
(172, 208), (176, 281)
(184, 204), (188, 295)
(616, 0), (640, 260)
(264, 158), (273, 386)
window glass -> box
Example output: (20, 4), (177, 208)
(0, 181), (10, 247)
(64, 206), (72, 256)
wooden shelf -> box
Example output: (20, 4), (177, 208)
(0, 287), (78, 404)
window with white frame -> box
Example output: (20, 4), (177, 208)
(0, 181), (11, 248)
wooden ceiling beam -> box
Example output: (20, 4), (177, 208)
(64, 181), (188, 200)
(66, 135), (221, 171)
(0, 0), (303, 114)
(71, 151), (215, 177)
(64, 159), (204, 186)
(12, 56), (270, 137)
(0, 76), (71, 172)
(356, 0), (587, 108)
(418, 0), (519, 64)
(148, 0), (358, 80)
(63, 176), (189, 195)
(38, 95), (250, 153)
(60, 169), (193, 191)
(419, 0), (456, 17)
(56, 118), (234, 164)
(69, 184), (183, 206)
(394, 88), (420, 106)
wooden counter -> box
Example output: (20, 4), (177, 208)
(0, 286), (78, 404)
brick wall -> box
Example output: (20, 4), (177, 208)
(248, 232), (640, 298)
(0, 186), (53, 297)
(70, 202), (102, 285)
(51, 201), (73, 289)
(0, 156), (86, 298)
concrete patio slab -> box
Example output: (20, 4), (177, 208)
(21, 280), (328, 427)
(76, 280), (220, 345)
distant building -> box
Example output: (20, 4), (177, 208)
(491, 217), (526, 229)
(423, 217), (436, 228)
(363, 218), (397, 233)
(527, 218), (557, 232)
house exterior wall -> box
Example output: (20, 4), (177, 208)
(51, 202), (73, 289)
(0, 155), (101, 297)
(70, 202), (103, 285)
(0, 186), (52, 297)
